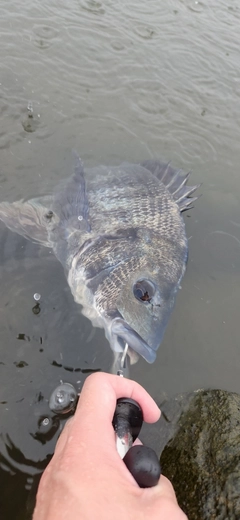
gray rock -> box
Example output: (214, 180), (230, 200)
(160, 389), (240, 520)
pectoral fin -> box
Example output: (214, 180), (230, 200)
(0, 196), (53, 247)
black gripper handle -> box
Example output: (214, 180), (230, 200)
(123, 445), (161, 488)
(113, 397), (143, 441)
(113, 397), (161, 488)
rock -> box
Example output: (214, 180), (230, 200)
(160, 389), (240, 520)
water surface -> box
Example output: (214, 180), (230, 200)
(0, 0), (240, 517)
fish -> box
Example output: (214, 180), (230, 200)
(0, 154), (199, 366)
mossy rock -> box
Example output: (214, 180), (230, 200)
(160, 389), (240, 520)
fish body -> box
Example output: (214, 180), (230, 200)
(0, 156), (199, 365)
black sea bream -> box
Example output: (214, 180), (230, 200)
(0, 155), (199, 366)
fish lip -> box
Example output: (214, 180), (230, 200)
(110, 317), (156, 364)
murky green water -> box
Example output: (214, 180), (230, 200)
(0, 0), (240, 517)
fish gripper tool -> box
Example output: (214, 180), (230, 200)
(113, 344), (161, 488)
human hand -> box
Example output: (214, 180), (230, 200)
(33, 372), (187, 520)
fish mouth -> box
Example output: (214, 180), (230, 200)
(110, 317), (156, 364)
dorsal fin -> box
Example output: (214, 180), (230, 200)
(141, 160), (200, 212)
(52, 151), (90, 232)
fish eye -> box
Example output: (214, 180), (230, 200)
(133, 280), (156, 303)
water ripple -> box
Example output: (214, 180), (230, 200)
(182, 0), (206, 13)
(133, 25), (155, 40)
(79, 0), (106, 15)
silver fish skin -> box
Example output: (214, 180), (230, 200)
(0, 155), (199, 365)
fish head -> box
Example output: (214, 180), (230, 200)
(107, 238), (187, 364)
(110, 274), (179, 364)
(71, 229), (188, 366)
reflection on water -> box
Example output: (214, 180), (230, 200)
(0, 0), (240, 517)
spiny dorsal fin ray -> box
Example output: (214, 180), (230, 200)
(141, 160), (200, 212)
(178, 196), (199, 212)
